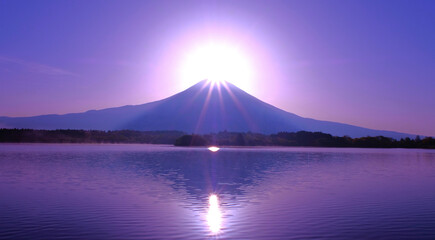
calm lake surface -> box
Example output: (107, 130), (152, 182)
(1, 144), (435, 239)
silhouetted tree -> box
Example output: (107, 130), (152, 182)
(174, 134), (208, 146)
(235, 133), (246, 146)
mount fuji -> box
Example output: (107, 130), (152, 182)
(0, 80), (414, 139)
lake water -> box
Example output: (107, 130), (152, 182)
(0, 144), (435, 239)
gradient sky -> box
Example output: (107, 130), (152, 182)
(1, 0), (434, 136)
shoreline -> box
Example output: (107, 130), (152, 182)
(1, 142), (434, 150)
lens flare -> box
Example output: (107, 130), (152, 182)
(207, 194), (222, 234)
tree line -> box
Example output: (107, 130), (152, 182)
(0, 129), (184, 144)
(1, 129), (434, 149)
(175, 131), (435, 149)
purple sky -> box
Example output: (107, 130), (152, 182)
(1, 0), (434, 136)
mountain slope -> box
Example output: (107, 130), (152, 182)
(0, 80), (414, 139)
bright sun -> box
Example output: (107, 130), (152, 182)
(179, 42), (254, 91)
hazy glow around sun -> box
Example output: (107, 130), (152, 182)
(179, 42), (254, 91)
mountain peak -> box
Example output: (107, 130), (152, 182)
(189, 79), (232, 88)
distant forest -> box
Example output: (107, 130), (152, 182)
(0, 129), (434, 149)
(175, 131), (435, 149)
(0, 129), (184, 144)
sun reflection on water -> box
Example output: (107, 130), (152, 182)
(207, 194), (222, 234)
(208, 146), (220, 152)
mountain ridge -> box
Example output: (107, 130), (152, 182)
(0, 80), (416, 139)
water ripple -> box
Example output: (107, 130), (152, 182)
(0, 144), (435, 239)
